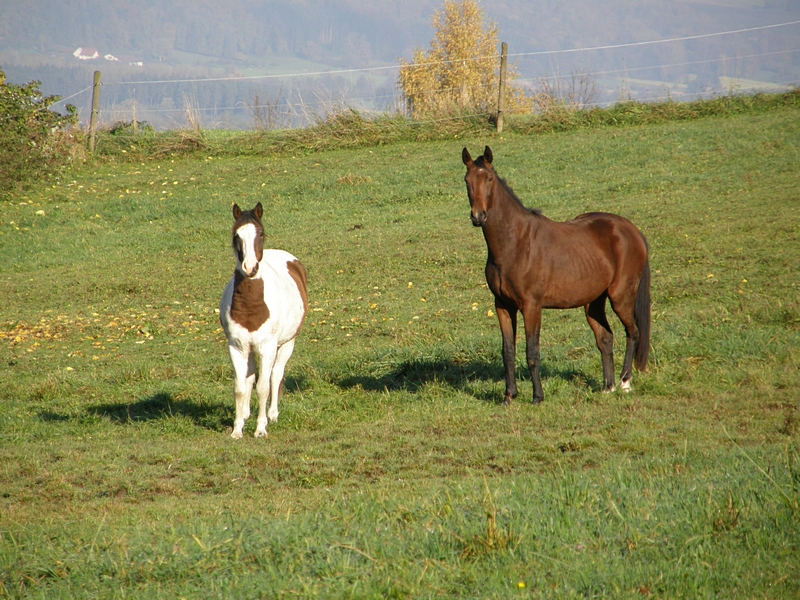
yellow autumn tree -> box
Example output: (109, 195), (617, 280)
(398, 0), (531, 119)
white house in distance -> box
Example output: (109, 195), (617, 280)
(73, 47), (142, 65)
(120, 55), (144, 66)
(73, 47), (99, 60)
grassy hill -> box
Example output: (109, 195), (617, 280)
(0, 100), (798, 596)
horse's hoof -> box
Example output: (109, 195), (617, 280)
(254, 429), (268, 438)
(532, 396), (543, 405)
(267, 411), (279, 423)
(619, 379), (632, 393)
(231, 430), (243, 439)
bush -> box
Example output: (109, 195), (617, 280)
(0, 68), (82, 194)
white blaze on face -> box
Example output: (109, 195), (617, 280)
(236, 223), (260, 275)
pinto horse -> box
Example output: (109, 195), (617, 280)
(462, 146), (650, 404)
(219, 202), (308, 438)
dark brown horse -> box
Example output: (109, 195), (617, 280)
(462, 146), (650, 404)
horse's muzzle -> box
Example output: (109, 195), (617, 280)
(471, 211), (487, 227)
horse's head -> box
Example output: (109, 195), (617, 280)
(231, 202), (265, 277)
(462, 146), (495, 227)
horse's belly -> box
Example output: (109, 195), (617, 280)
(222, 312), (300, 353)
(488, 265), (609, 309)
(542, 279), (609, 308)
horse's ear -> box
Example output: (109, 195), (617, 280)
(253, 202), (263, 219)
(462, 147), (473, 166)
(232, 204), (241, 219)
(483, 146), (493, 164)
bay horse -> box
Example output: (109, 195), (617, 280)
(462, 146), (650, 404)
(219, 202), (308, 438)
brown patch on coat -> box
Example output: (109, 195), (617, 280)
(286, 259), (308, 325)
(230, 271), (270, 332)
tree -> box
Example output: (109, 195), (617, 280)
(398, 0), (530, 119)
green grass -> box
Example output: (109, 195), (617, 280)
(1, 100), (799, 597)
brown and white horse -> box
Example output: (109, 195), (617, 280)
(219, 202), (308, 438)
(463, 146), (650, 404)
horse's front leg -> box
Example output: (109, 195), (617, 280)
(254, 340), (278, 438)
(495, 303), (518, 404)
(229, 345), (255, 439)
(521, 303), (544, 404)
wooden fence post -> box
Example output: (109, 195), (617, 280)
(89, 70), (101, 152)
(132, 87), (137, 133)
(496, 42), (508, 134)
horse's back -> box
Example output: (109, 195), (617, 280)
(568, 211), (636, 232)
(567, 212), (647, 260)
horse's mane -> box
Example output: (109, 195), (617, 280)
(473, 155), (543, 216)
(497, 173), (543, 216)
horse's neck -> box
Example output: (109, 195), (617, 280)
(483, 183), (538, 256)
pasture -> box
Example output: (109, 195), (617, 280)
(1, 104), (799, 597)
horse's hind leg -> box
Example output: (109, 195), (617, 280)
(609, 293), (639, 392)
(585, 295), (615, 392)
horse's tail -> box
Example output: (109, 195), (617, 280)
(634, 248), (651, 372)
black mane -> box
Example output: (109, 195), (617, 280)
(497, 174), (543, 216)
(474, 154), (544, 216)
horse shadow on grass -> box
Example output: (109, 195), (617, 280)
(38, 394), (220, 428)
(55, 374), (311, 432)
(84, 393), (225, 429)
(336, 356), (602, 404)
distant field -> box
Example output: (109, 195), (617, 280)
(0, 104), (798, 597)
(171, 48), (339, 77)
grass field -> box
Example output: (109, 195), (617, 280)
(1, 103), (799, 597)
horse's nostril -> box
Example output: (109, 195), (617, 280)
(471, 211), (486, 226)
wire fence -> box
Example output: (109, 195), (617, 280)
(48, 19), (800, 131)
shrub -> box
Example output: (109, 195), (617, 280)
(0, 68), (81, 194)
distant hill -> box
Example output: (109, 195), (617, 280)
(0, 1), (440, 67)
(3, 1), (798, 70)
(2, 0), (797, 129)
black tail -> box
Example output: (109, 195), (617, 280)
(634, 256), (651, 371)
